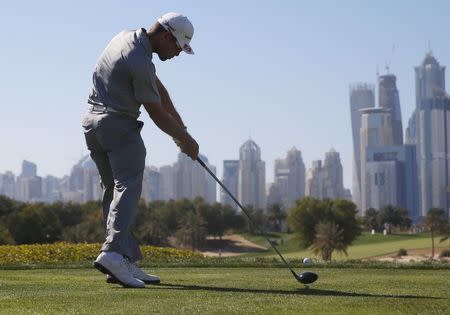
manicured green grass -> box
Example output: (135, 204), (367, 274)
(241, 232), (449, 260)
(0, 267), (449, 314)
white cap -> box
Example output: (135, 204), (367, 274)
(157, 12), (194, 55)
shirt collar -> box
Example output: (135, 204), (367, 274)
(137, 28), (152, 58)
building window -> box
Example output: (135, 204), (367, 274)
(374, 172), (385, 186)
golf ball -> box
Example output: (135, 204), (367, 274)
(303, 257), (312, 265)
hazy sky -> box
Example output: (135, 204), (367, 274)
(1, 0), (449, 190)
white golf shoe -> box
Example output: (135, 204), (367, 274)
(94, 251), (145, 288)
(106, 262), (160, 284)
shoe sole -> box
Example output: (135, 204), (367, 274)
(106, 276), (160, 285)
(93, 262), (144, 288)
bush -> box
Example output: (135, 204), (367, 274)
(397, 248), (408, 256)
(0, 242), (203, 265)
(439, 249), (450, 258)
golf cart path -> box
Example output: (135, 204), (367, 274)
(366, 247), (450, 262)
(200, 234), (268, 257)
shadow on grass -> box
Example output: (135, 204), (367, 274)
(149, 283), (441, 299)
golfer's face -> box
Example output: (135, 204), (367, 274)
(160, 31), (182, 61)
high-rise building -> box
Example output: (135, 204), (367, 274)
(221, 160), (239, 208)
(365, 145), (419, 222)
(349, 83), (375, 209)
(305, 160), (324, 199)
(173, 153), (217, 203)
(359, 108), (394, 214)
(59, 155), (101, 203)
(305, 150), (345, 201)
(21, 160), (37, 177)
(82, 158), (101, 202)
(415, 52), (449, 218)
(0, 171), (15, 199)
(42, 175), (61, 203)
(15, 160), (42, 202)
(268, 147), (305, 209)
(238, 139), (266, 209)
(142, 166), (161, 202)
(17, 175), (42, 202)
(322, 149), (345, 200)
(267, 182), (283, 207)
(378, 74), (403, 145)
(405, 109), (417, 145)
(159, 165), (174, 201)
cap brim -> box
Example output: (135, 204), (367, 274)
(177, 38), (194, 55)
(182, 44), (194, 55)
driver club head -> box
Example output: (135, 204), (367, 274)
(295, 271), (319, 285)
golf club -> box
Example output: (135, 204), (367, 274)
(197, 157), (318, 285)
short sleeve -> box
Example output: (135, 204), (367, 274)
(130, 58), (161, 104)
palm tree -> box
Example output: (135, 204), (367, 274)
(310, 222), (348, 261)
(424, 208), (447, 258)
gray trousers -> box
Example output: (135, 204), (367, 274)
(82, 110), (145, 262)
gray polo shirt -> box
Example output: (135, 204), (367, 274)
(88, 28), (161, 117)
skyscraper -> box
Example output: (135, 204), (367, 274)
(82, 158), (101, 202)
(159, 165), (174, 201)
(365, 145), (419, 222)
(322, 149), (345, 200)
(42, 175), (61, 203)
(350, 83), (375, 209)
(142, 166), (161, 202)
(378, 74), (403, 145)
(15, 160), (42, 202)
(269, 147), (306, 209)
(173, 153), (217, 203)
(405, 109), (417, 145)
(359, 108), (394, 214)
(221, 160), (239, 208)
(238, 139), (266, 209)
(305, 160), (324, 199)
(415, 52), (449, 218)
(21, 160), (37, 177)
(305, 150), (345, 201)
(0, 171), (15, 199)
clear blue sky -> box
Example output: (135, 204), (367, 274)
(1, 0), (449, 190)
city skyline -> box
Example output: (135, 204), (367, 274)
(1, 1), (450, 191)
(0, 140), (348, 206)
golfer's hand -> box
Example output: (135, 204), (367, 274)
(178, 132), (199, 160)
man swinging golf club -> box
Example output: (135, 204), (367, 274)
(82, 12), (199, 288)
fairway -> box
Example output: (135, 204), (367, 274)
(1, 267), (449, 314)
(242, 232), (448, 260)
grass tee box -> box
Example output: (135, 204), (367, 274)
(1, 268), (449, 314)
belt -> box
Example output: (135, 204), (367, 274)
(87, 101), (139, 119)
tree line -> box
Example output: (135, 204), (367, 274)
(1, 195), (448, 260)
(0, 195), (285, 250)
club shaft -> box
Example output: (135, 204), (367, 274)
(197, 157), (296, 273)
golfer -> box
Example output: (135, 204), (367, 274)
(82, 12), (199, 288)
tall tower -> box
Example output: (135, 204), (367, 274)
(378, 74), (403, 145)
(173, 153), (217, 203)
(238, 139), (266, 209)
(305, 160), (324, 199)
(21, 160), (37, 177)
(349, 83), (375, 209)
(269, 147), (305, 209)
(323, 149), (345, 199)
(415, 52), (448, 217)
(360, 108), (394, 213)
(221, 160), (239, 208)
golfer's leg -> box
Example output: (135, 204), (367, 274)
(89, 151), (114, 232)
(101, 132), (145, 261)
(83, 113), (114, 233)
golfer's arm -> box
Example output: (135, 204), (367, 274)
(143, 102), (188, 141)
(155, 77), (186, 128)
